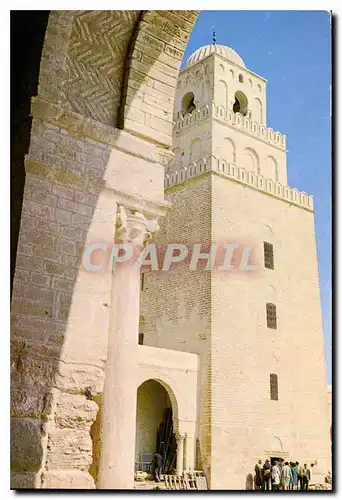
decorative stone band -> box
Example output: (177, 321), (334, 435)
(115, 205), (160, 248)
(173, 103), (286, 151)
(30, 96), (171, 167)
(164, 157), (314, 212)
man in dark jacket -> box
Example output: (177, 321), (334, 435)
(152, 452), (164, 482)
(254, 459), (263, 490)
(262, 459), (271, 491)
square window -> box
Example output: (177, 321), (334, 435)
(264, 242), (274, 269)
(270, 373), (279, 400)
(266, 303), (277, 329)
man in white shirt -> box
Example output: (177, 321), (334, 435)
(281, 461), (293, 490)
(271, 461), (281, 491)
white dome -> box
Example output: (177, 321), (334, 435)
(185, 44), (246, 69)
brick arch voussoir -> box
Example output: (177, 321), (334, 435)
(38, 10), (77, 104)
(121, 10), (199, 148)
(38, 10), (144, 128)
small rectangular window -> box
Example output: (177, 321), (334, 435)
(266, 303), (277, 329)
(270, 373), (279, 400)
(140, 273), (145, 291)
(264, 242), (274, 269)
(138, 333), (144, 345)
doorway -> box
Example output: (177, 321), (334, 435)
(270, 456), (283, 465)
(135, 379), (177, 474)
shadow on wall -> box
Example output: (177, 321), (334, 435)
(11, 10), (50, 297)
(245, 473), (254, 490)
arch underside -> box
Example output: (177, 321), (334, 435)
(38, 10), (199, 146)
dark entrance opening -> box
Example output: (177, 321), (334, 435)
(156, 407), (177, 473)
(135, 380), (177, 475)
(11, 11), (50, 295)
(270, 456), (283, 466)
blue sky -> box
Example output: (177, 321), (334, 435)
(182, 11), (332, 383)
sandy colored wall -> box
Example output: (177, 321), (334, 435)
(141, 171), (330, 488)
(209, 173), (330, 488)
(140, 175), (213, 479)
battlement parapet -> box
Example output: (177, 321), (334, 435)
(164, 156), (313, 211)
(173, 103), (286, 150)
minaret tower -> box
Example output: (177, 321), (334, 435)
(141, 44), (330, 489)
(171, 43), (287, 185)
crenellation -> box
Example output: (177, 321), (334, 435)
(165, 157), (314, 211)
(173, 104), (286, 150)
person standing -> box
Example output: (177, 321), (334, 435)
(298, 462), (304, 490)
(254, 459), (263, 490)
(290, 462), (299, 490)
(151, 452), (164, 482)
(302, 464), (311, 490)
(262, 459), (271, 491)
(271, 461), (281, 491)
(281, 462), (293, 490)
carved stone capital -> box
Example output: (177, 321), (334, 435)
(115, 205), (159, 248)
(175, 432), (186, 443)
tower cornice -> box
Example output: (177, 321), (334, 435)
(164, 156), (313, 212)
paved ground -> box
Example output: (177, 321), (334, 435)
(134, 479), (166, 490)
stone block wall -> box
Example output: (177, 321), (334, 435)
(11, 110), (114, 487)
(11, 96), (173, 487)
(209, 174), (330, 488)
(141, 170), (330, 489)
(140, 175), (213, 480)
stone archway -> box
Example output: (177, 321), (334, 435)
(135, 379), (178, 475)
(10, 10), (199, 490)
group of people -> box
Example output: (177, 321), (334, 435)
(255, 459), (312, 491)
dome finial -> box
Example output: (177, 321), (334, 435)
(212, 26), (216, 46)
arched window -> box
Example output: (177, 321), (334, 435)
(181, 92), (196, 114)
(224, 137), (236, 163)
(265, 155), (278, 181)
(189, 138), (202, 163)
(217, 79), (228, 109)
(254, 97), (263, 124)
(239, 74), (244, 83)
(233, 91), (248, 116)
(243, 147), (259, 172)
